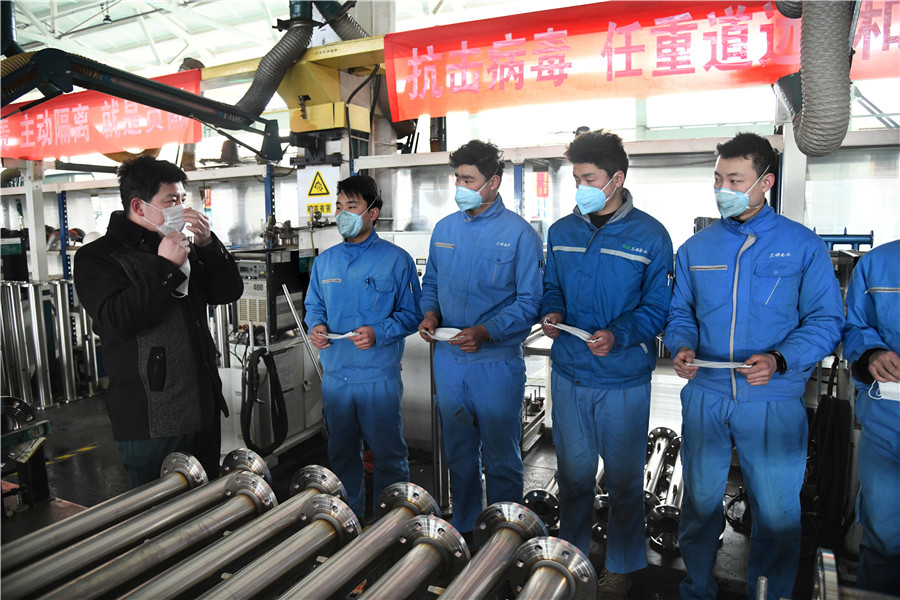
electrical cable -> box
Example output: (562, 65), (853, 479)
(345, 64), (381, 174)
(241, 348), (288, 457)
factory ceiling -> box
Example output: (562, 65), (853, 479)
(7, 0), (589, 79)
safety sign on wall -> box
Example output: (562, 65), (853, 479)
(298, 166), (339, 216)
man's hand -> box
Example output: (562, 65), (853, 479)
(310, 325), (331, 349)
(737, 353), (778, 386)
(352, 326), (376, 350)
(450, 325), (491, 353)
(541, 313), (563, 339)
(158, 232), (189, 266)
(418, 312), (441, 343)
(869, 349), (900, 383)
(183, 208), (212, 247)
(587, 330), (614, 357)
(673, 347), (698, 380)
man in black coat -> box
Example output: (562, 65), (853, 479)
(75, 156), (243, 486)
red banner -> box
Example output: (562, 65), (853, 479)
(385, 1), (899, 121)
(1, 70), (202, 160)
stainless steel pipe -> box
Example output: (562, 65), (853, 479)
(38, 473), (276, 600)
(51, 280), (77, 402)
(647, 448), (684, 552)
(25, 282), (53, 408)
(508, 536), (597, 600)
(122, 465), (347, 600)
(3, 448), (267, 600)
(2, 452), (206, 573)
(1, 282), (29, 400)
(276, 482), (439, 600)
(441, 502), (547, 600)
(523, 473), (560, 528)
(79, 305), (99, 396)
(360, 514), (469, 600)
(199, 493), (359, 600)
(643, 427), (679, 513)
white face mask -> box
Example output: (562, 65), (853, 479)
(142, 201), (185, 236)
(869, 380), (900, 402)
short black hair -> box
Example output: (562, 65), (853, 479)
(337, 175), (383, 213)
(716, 132), (778, 182)
(565, 129), (629, 178)
(449, 139), (504, 182)
(117, 155), (187, 212)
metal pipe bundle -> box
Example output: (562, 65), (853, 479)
(647, 446), (684, 552)
(2, 452), (206, 573)
(360, 514), (469, 600)
(1, 282), (32, 403)
(37, 473), (277, 600)
(197, 493), (359, 600)
(122, 464), (347, 600)
(276, 482), (439, 600)
(441, 502), (547, 600)
(643, 427), (680, 513)
(3, 449), (267, 600)
(507, 536), (596, 600)
(25, 282), (53, 408)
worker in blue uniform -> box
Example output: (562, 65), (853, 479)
(665, 132), (844, 600)
(843, 239), (900, 595)
(541, 130), (673, 599)
(418, 139), (543, 538)
(304, 175), (422, 521)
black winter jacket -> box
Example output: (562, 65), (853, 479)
(74, 211), (243, 441)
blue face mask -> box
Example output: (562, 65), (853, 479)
(575, 177), (615, 215)
(336, 204), (372, 239)
(454, 177), (492, 212)
(715, 168), (768, 219)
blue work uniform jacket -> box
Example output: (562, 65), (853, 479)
(843, 239), (900, 435)
(420, 196), (544, 363)
(304, 231), (422, 382)
(665, 204), (844, 400)
(541, 190), (674, 388)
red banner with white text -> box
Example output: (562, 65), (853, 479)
(1, 70), (202, 160)
(385, 0), (899, 121)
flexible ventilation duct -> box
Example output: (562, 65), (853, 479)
(775, 1), (854, 157)
(234, 2), (313, 121)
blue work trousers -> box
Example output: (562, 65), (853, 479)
(321, 374), (410, 520)
(434, 352), (525, 533)
(679, 385), (807, 600)
(551, 371), (650, 567)
(857, 419), (900, 595)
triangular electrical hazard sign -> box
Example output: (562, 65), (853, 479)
(308, 171), (330, 197)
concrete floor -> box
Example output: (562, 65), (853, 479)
(1, 364), (760, 599)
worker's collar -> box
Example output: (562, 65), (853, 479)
(464, 195), (505, 222)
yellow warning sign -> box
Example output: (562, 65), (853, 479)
(308, 171), (330, 197)
(307, 203), (333, 215)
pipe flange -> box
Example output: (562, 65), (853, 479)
(290, 465), (347, 500)
(161, 452), (207, 488)
(297, 493), (361, 546)
(643, 490), (661, 515)
(647, 505), (681, 553)
(396, 515), (470, 584)
(224, 472), (277, 513)
(222, 448), (272, 483)
(593, 493), (609, 539)
(376, 482), (439, 518)
(664, 436), (682, 460)
(522, 489), (561, 529)
(474, 502), (548, 548)
(508, 536), (597, 600)
(646, 427), (679, 456)
(2, 396), (35, 432)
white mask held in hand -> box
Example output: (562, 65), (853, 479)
(142, 201), (185, 236)
(173, 258), (190, 297)
(869, 380), (900, 401)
